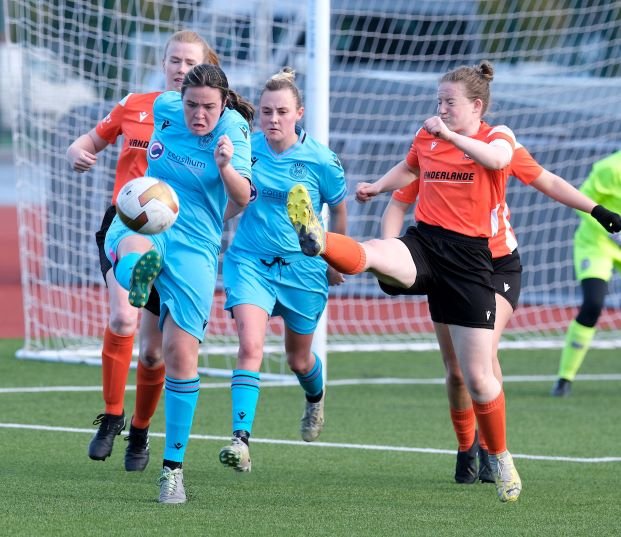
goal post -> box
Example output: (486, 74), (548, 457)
(5, 0), (621, 375)
(305, 0), (331, 378)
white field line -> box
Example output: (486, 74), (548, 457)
(0, 422), (619, 463)
(1, 373), (620, 394)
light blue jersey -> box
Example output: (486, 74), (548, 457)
(230, 126), (345, 257)
(147, 90), (252, 248)
(223, 126), (346, 334)
(105, 91), (252, 340)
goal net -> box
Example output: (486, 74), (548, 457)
(5, 0), (621, 374)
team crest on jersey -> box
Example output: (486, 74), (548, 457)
(148, 141), (164, 160)
(289, 162), (308, 180)
(198, 133), (214, 149)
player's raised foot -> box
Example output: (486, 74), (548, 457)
(550, 378), (572, 397)
(300, 391), (325, 442)
(287, 184), (325, 256)
(158, 466), (186, 504)
(478, 447), (495, 484)
(219, 436), (252, 472)
(88, 412), (126, 461)
(454, 432), (479, 484)
(489, 450), (522, 502)
(129, 249), (162, 308)
(124, 424), (150, 472)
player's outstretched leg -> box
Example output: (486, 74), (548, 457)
(287, 184), (325, 256)
(158, 466), (186, 504)
(129, 250), (162, 308)
(219, 434), (252, 472)
(489, 450), (522, 502)
(88, 412), (126, 461)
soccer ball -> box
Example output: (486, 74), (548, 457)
(115, 176), (179, 235)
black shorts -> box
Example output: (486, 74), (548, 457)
(491, 249), (522, 311)
(378, 222), (496, 329)
(95, 205), (160, 316)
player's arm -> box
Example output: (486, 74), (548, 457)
(530, 169), (595, 213)
(381, 198), (412, 239)
(66, 128), (110, 173)
(424, 116), (513, 169)
(356, 160), (419, 202)
(223, 189), (249, 221)
(531, 168), (621, 233)
(215, 134), (251, 207)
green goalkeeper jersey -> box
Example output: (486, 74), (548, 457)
(575, 150), (621, 246)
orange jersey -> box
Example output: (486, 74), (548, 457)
(395, 142), (542, 256)
(490, 142), (543, 257)
(95, 92), (161, 203)
(405, 121), (515, 238)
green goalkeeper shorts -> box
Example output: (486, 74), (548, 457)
(574, 230), (621, 282)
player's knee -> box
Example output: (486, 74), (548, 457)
(108, 312), (137, 336)
(139, 343), (162, 367)
(463, 372), (490, 400)
(576, 298), (604, 327)
(287, 351), (313, 375)
(237, 341), (264, 366)
(445, 368), (465, 389)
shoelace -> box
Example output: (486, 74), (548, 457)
(302, 402), (322, 425)
(92, 414), (123, 434)
(230, 438), (247, 456)
(159, 469), (181, 494)
(92, 414), (104, 425)
(496, 456), (514, 482)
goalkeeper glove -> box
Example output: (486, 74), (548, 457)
(591, 205), (621, 233)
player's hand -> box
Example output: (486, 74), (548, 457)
(327, 266), (345, 286)
(591, 205), (621, 233)
(215, 134), (233, 168)
(356, 182), (380, 203)
(423, 116), (451, 140)
(68, 149), (97, 173)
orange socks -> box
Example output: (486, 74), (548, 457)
(472, 391), (507, 455)
(450, 406), (477, 451)
(101, 326), (134, 416)
(322, 232), (367, 275)
(132, 361), (165, 429)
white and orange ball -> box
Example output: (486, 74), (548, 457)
(115, 176), (179, 235)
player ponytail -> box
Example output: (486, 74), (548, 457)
(261, 66), (303, 109)
(226, 90), (255, 126)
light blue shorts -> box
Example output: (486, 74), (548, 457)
(104, 215), (220, 342)
(222, 248), (328, 335)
